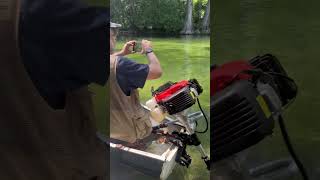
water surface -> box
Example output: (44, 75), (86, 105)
(116, 36), (211, 180)
(213, 0), (320, 179)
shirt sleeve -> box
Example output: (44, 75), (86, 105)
(20, 0), (109, 87)
(20, 0), (109, 109)
(116, 57), (149, 96)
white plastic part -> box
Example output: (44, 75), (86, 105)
(146, 97), (157, 110)
(257, 82), (283, 118)
(146, 97), (166, 123)
(150, 107), (166, 123)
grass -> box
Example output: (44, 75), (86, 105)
(115, 36), (211, 180)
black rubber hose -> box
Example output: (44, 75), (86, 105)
(278, 116), (309, 180)
(195, 98), (209, 134)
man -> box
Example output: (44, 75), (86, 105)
(109, 22), (162, 144)
(20, 0), (108, 109)
(0, 1), (108, 179)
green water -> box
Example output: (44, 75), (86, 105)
(213, 0), (320, 179)
(90, 84), (108, 135)
(114, 36), (211, 180)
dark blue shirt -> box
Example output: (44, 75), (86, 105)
(116, 57), (149, 96)
(19, 0), (109, 109)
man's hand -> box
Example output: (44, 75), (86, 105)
(140, 39), (162, 80)
(114, 39), (162, 80)
(113, 40), (135, 56)
(141, 39), (152, 54)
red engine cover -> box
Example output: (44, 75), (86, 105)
(211, 60), (254, 95)
(154, 80), (189, 102)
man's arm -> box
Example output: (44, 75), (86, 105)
(113, 39), (162, 80)
(112, 41), (135, 56)
(146, 51), (162, 80)
(141, 40), (162, 80)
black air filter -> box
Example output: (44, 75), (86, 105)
(211, 80), (274, 162)
(249, 54), (297, 105)
(161, 87), (196, 115)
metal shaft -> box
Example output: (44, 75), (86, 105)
(175, 113), (210, 170)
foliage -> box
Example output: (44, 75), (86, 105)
(83, 0), (108, 6)
(193, 0), (208, 29)
(111, 0), (187, 34)
(85, 0), (209, 33)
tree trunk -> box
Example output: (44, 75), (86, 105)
(202, 0), (210, 34)
(181, 0), (193, 35)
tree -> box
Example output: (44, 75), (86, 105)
(202, 0), (210, 33)
(181, 0), (194, 35)
(111, 0), (185, 34)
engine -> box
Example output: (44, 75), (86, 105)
(211, 54), (298, 162)
(146, 79), (210, 170)
(146, 79), (203, 122)
(153, 79), (203, 114)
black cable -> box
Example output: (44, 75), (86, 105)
(224, 69), (263, 88)
(263, 71), (298, 110)
(245, 68), (307, 179)
(195, 98), (209, 134)
(259, 70), (308, 179)
(278, 116), (309, 180)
